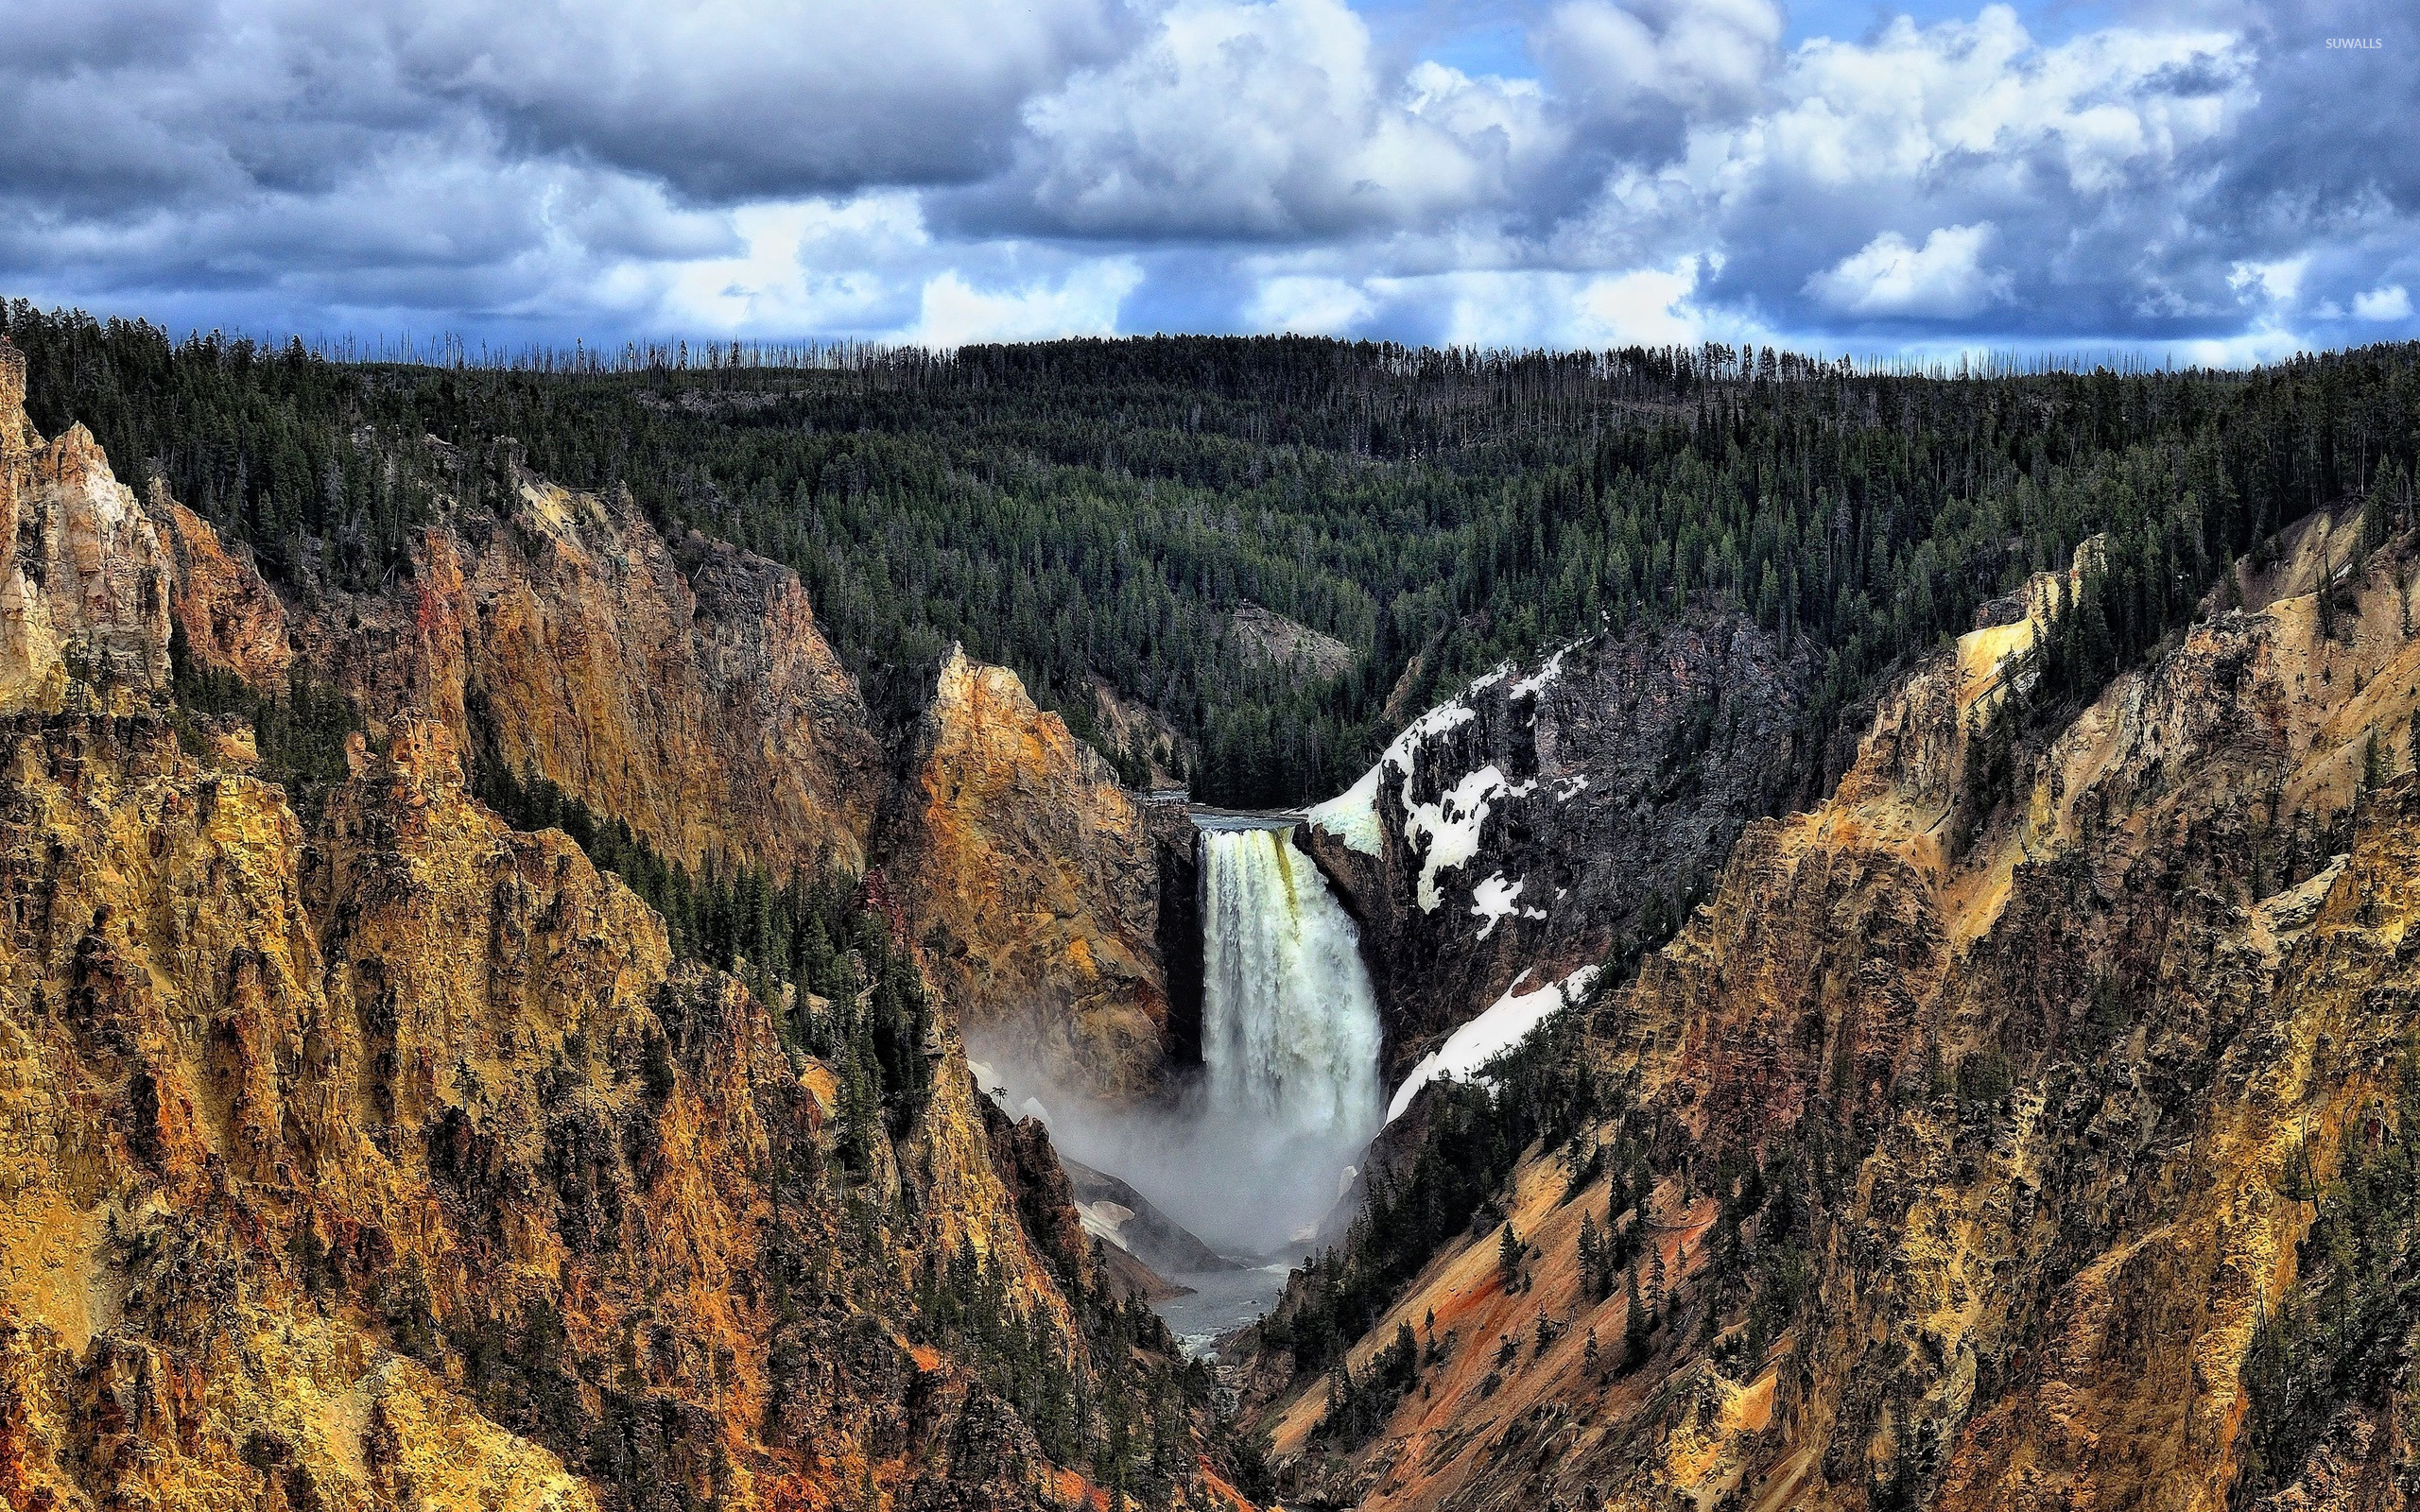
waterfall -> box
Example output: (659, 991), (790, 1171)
(962, 818), (1386, 1269)
(1194, 822), (1385, 1246)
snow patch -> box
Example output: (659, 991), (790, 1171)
(965, 1056), (1012, 1110)
(1467, 662), (1512, 695)
(1079, 1201), (1137, 1250)
(1471, 873), (1524, 940)
(1403, 700), (1478, 747)
(1509, 645), (1569, 701)
(1306, 698), (1477, 857)
(1385, 964), (1604, 1123)
(1553, 774), (1589, 802)
(1305, 763), (1384, 855)
(1472, 872), (1549, 939)
(1406, 765), (1535, 912)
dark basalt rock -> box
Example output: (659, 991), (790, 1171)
(1302, 608), (1812, 1074)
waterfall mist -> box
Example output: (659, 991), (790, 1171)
(969, 822), (1384, 1260)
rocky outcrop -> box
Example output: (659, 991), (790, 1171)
(0, 338), (881, 882)
(260, 458), (888, 878)
(0, 709), (1180, 1512)
(0, 373), (1232, 1512)
(0, 335), (1231, 1108)
(886, 646), (1198, 1102)
(0, 340), (172, 712)
(1230, 604), (1353, 679)
(1249, 529), (2420, 1512)
(1301, 610), (1810, 1072)
(1088, 675), (1193, 790)
(155, 490), (292, 687)
(4, 343), (1200, 1114)
(1061, 1155), (1235, 1280)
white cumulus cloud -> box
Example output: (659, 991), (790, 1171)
(967, 0), (1561, 239)
(1247, 275), (1379, 335)
(1543, 0), (1783, 126)
(0, 0), (2413, 353)
(1806, 224), (2013, 318)
(905, 260), (1144, 348)
(2354, 285), (2413, 321)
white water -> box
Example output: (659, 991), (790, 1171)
(967, 819), (1386, 1280)
(1197, 823), (1386, 1191)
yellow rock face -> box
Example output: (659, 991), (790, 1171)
(0, 350), (1232, 1512)
(9, 339), (1186, 1118)
(1256, 525), (2420, 1512)
(130, 440), (884, 882)
(0, 712), (1102, 1511)
(885, 645), (1180, 1101)
(0, 341), (174, 713)
(155, 489), (293, 688)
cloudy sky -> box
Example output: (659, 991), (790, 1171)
(3, 0), (2411, 358)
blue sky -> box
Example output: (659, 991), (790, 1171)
(2, 0), (2411, 360)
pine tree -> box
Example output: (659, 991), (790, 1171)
(1497, 1222), (1523, 1289)
(2363, 472), (2397, 555)
(1623, 1266), (1652, 1365)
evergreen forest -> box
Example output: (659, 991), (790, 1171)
(9, 300), (2418, 807)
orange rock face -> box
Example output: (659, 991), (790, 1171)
(1253, 522), (2420, 1512)
(0, 710), (1121, 1512)
(885, 646), (1188, 1102)
(135, 440), (886, 881)
(6, 341), (1190, 1114)
(0, 357), (1237, 1512)
(0, 341), (173, 712)
(155, 489), (291, 687)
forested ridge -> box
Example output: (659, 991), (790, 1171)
(9, 299), (2416, 806)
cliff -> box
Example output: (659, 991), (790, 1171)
(155, 437), (885, 881)
(139, 418), (1191, 1107)
(884, 646), (1199, 1102)
(1301, 610), (1809, 1072)
(0, 340), (172, 713)
(0, 343), (1238, 1512)
(1248, 521), (2420, 1511)
(0, 709), (1219, 1511)
(157, 491), (292, 688)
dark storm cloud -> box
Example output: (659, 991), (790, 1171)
(0, 0), (2411, 352)
(2171, 0), (2420, 332)
(2212, 0), (2419, 214)
(389, 0), (1140, 201)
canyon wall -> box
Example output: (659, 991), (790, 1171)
(147, 425), (1195, 1108)
(1302, 610), (1810, 1073)
(1251, 518), (2420, 1512)
(0, 711), (1132, 1511)
(0, 341), (172, 713)
(159, 437), (886, 881)
(0, 343), (1232, 1512)
(884, 646), (1199, 1103)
